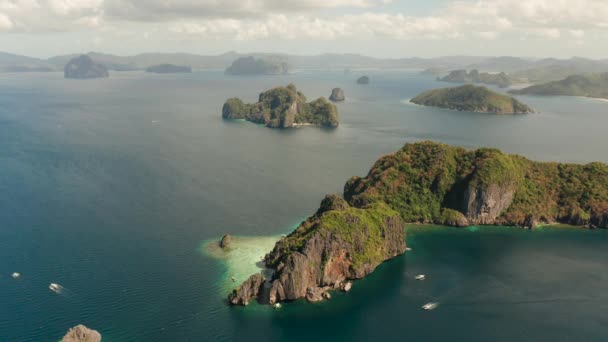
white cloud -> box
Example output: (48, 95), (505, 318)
(0, 0), (607, 44)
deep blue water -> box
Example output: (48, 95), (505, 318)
(0, 70), (607, 341)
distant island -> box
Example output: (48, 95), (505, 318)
(225, 56), (290, 75)
(145, 64), (192, 73)
(510, 73), (608, 100)
(439, 69), (513, 88)
(357, 76), (370, 84)
(222, 84), (339, 128)
(329, 88), (345, 102)
(229, 141), (608, 306)
(64, 55), (109, 79)
(410, 85), (533, 114)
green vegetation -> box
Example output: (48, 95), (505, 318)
(222, 84), (339, 128)
(267, 202), (402, 270)
(510, 73), (608, 99)
(439, 69), (513, 88)
(343, 141), (608, 228)
(411, 85), (533, 114)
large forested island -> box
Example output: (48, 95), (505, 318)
(439, 69), (513, 88)
(222, 84), (339, 128)
(510, 73), (608, 99)
(225, 56), (290, 75)
(411, 85), (533, 114)
(229, 141), (608, 306)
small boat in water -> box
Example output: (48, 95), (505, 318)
(406, 247), (412, 252)
(415, 274), (426, 280)
(11, 272), (21, 279)
(49, 283), (61, 293)
(422, 302), (439, 310)
(273, 303), (282, 309)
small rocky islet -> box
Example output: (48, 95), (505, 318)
(410, 84), (533, 114)
(64, 55), (109, 79)
(222, 84), (339, 128)
(61, 324), (101, 342)
(329, 88), (345, 102)
(228, 141), (608, 306)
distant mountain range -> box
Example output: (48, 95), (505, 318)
(1, 51), (608, 84)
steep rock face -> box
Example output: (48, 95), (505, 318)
(329, 88), (345, 102)
(64, 55), (109, 79)
(228, 273), (265, 305)
(221, 84), (339, 128)
(61, 325), (101, 342)
(220, 234), (232, 249)
(463, 183), (516, 225)
(225, 56), (290, 75)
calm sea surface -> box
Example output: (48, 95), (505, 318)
(0, 70), (607, 341)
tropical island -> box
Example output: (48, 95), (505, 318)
(438, 69), (513, 88)
(222, 84), (339, 128)
(410, 85), (534, 114)
(357, 76), (370, 84)
(145, 64), (192, 73)
(509, 73), (608, 100)
(64, 55), (109, 79)
(225, 56), (290, 75)
(229, 141), (608, 306)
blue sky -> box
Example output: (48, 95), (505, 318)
(0, 0), (606, 58)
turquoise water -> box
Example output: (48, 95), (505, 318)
(0, 70), (607, 341)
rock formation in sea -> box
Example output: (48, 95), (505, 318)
(64, 55), (109, 79)
(329, 88), (345, 102)
(145, 64), (192, 73)
(410, 85), (533, 114)
(220, 234), (232, 249)
(222, 84), (339, 128)
(225, 56), (290, 75)
(61, 325), (101, 342)
(356, 76), (370, 85)
(229, 141), (608, 305)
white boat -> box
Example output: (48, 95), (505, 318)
(406, 247), (412, 252)
(273, 303), (282, 309)
(415, 274), (426, 280)
(422, 302), (439, 310)
(49, 283), (62, 293)
(11, 272), (21, 279)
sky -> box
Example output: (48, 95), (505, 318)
(0, 0), (607, 58)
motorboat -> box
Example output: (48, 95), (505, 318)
(415, 274), (426, 280)
(49, 283), (61, 293)
(11, 272), (20, 279)
(422, 302), (439, 310)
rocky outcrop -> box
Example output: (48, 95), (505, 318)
(356, 76), (370, 85)
(463, 183), (516, 225)
(220, 234), (232, 249)
(64, 55), (109, 79)
(229, 197), (406, 305)
(61, 325), (101, 342)
(329, 88), (345, 102)
(145, 64), (191, 73)
(221, 84), (339, 128)
(225, 56), (290, 75)
(439, 69), (513, 88)
(228, 273), (265, 305)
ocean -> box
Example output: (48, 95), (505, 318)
(0, 70), (607, 341)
